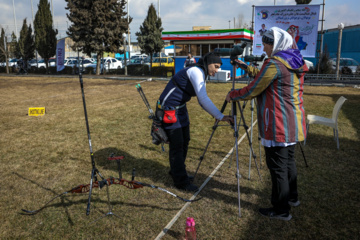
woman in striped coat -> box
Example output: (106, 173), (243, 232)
(226, 27), (308, 221)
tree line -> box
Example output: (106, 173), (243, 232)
(0, 0), (164, 75)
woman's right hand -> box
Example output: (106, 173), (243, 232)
(234, 59), (248, 70)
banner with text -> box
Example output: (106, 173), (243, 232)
(56, 39), (65, 72)
(253, 5), (320, 57)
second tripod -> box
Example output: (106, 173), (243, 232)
(194, 62), (262, 217)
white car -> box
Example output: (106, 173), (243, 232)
(29, 59), (56, 68)
(30, 59), (46, 69)
(80, 59), (95, 68)
(65, 59), (80, 68)
(8, 58), (18, 67)
(87, 57), (123, 72)
(330, 58), (359, 74)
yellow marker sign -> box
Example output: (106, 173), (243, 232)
(28, 107), (46, 116)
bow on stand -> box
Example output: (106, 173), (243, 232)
(22, 64), (201, 216)
(21, 175), (201, 215)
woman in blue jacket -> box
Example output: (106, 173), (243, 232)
(158, 53), (233, 192)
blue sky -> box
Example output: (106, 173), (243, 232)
(0, 0), (359, 41)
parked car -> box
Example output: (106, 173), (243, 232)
(80, 58), (95, 68)
(131, 54), (148, 60)
(330, 58), (359, 74)
(116, 57), (129, 66)
(87, 57), (123, 73)
(48, 58), (56, 67)
(8, 58), (18, 67)
(152, 52), (168, 58)
(0, 59), (11, 67)
(65, 59), (80, 68)
(30, 59), (46, 69)
(151, 57), (174, 67)
(128, 58), (144, 65)
(29, 59), (56, 68)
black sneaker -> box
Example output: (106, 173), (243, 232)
(168, 171), (194, 182)
(176, 183), (199, 192)
(259, 207), (292, 221)
(288, 199), (300, 207)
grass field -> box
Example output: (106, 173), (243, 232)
(0, 75), (359, 239)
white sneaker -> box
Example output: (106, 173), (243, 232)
(288, 200), (300, 207)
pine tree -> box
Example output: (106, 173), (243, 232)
(9, 32), (17, 59)
(0, 28), (5, 62)
(15, 19), (29, 59)
(34, 0), (58, 69)
(24, 24), (35, 62)
(136, 3), (164, 73)
(65, 0), (131, 75)
(317, 45), (333, 74)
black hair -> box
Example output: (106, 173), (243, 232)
(187, 52), (222, 79)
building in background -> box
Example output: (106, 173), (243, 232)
(306, 24), (360, 65)
(161, 28), (253, 77)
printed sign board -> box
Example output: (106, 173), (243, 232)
(254, 5), (320, 57)
(28, 107), (46, 116)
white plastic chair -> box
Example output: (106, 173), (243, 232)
(304, 96), (347, 149)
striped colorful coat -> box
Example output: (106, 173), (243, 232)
(230, 52), (308, 143)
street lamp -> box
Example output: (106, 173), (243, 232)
(122, 33), (128, 76)
(336, 23), (344, 80)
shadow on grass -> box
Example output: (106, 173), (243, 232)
(92, 146), (264, 212)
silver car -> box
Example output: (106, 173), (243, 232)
(330, 58), (359, 74)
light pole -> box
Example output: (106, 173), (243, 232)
(12, 0), (18, 40)
(127, 0), (131, 59)
(122, 33), (128, 76)
(336, 23), (344, 80)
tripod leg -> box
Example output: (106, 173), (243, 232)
(237, 102), (262, 181)
(248, 99), (255, 180)
(298, 142), (308, 167)
(86, 167), (97, 216)
(232, 101), (242, 218)
(258, 135), (262, 169)
(193, 99), (228, 180)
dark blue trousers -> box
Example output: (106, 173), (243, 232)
(165, 125), (191, 187)
(264, 145), (298, 213)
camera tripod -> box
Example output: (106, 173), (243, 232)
(194, 62), (262, 217)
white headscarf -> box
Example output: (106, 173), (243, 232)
(264, 27), (297, 56)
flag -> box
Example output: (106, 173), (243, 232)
(56, 39), (65, 72)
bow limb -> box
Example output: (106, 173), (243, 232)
(21, 184), (95, 215)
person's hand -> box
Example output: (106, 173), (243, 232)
(226, 92), (232, 102)
(234, 59), (248, 70)
(221, 115), (234, 125)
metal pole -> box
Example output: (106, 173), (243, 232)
(12, 0), (18, 40)
(336, 23), (344, 80)
(123, 34), (127, 76)
(317, 0), (326, 74)
(158, 0), (160, 18)
(229, 20), (231, 29)
(31, 0), (39, 67)
(127, 0), (131, 59)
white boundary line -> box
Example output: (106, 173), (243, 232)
(154, 119), (258, 240)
